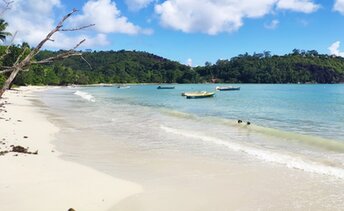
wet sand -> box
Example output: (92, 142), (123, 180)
(53, 122), (344, 211)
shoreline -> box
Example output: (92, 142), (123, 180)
(2, 85), (344, 210)
(0, 87), (142, 211)
(42, 85), (344, 210)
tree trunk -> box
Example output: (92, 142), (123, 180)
(0, 67), (20, 98)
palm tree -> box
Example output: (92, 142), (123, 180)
(0, 19), (11, 42)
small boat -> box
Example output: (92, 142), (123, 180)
(182, 91), (215, 99)
(157, 86), (175, 89)
(215, 86), (240, 91)
(117, 85), (130, 89)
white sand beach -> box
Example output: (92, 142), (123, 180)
(0, 87), (142, 211)
(1, 86), (344, 211)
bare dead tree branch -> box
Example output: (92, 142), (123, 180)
(3, 0), (14, 4)
(2, 0), (14, 6)
(13, 47), (28, 65)
(72, 39), (86, 49)
(60, 24), (95, 32)
(2, 0), (14, 4)
(74, 40), (92, 70)
(0, 0), (14, 16)
(0, 68), (12, 74)
(25, 9), (92, 60)
(0, 9), (95, 98)
(31, 39), (85, 65)
(81, 55), (92, 69)
(28, 9), (79, 59)
(31, 52), (82, 65)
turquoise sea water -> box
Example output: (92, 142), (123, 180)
(87, 84), (344, 141)
(41, 84), (344, 179)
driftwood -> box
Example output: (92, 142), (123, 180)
(0, 8), (94, 98)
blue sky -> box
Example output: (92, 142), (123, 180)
(3, 0), (344, 66)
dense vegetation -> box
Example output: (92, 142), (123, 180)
(1, 45), (344, 86)
(196, 50), (344, 83)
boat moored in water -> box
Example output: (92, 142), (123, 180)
(117, 85), (130, 89)
(182, 91), (215, 99)
(216, 86), (240, 91)
(157, 86), (175, 89)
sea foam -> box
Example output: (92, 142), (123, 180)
(74, 91), (96, 102)
(161, 125), (344, 179)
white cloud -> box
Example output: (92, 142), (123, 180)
(264, 19), (280, 29)
(155, 0), (320, 35)
(328, 41), (344, 57)
(3, 0), (60, 46)
(186, 58), (192, 66)
(6, 4), (110, 48)
(334, 0), (344, 14)
(47, 33), (110, 49)
(276, 0), (319, 13)
(125, 0), (155, 11)
(70, 0), (150, 35)
(2, 0), (150, 49)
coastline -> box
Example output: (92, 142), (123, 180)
(2, 85), (344, 210)
(42, 85), (344, 210)
(0, 86), (142, 211)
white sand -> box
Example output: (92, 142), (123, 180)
(0, 87), (142, 211)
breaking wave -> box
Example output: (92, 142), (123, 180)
(161, 125), (344, 179)
(74, 91), (96, 102)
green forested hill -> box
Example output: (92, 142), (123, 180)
(1, 46), (344, 86)
(30, 49), (195, 84)
(196, 51), (344, 83)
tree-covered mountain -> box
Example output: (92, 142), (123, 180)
(196, 50), (344, 84)
(26, 49), (196, 85)
(2, 46), (344, 86)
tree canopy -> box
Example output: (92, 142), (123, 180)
(195, 50), (344, 84)
(1, 46), (344, 86)
(0, 19), (11, 42)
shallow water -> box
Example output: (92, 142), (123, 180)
(84, 84), (344, 141)
(38, 84), (344, 210)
